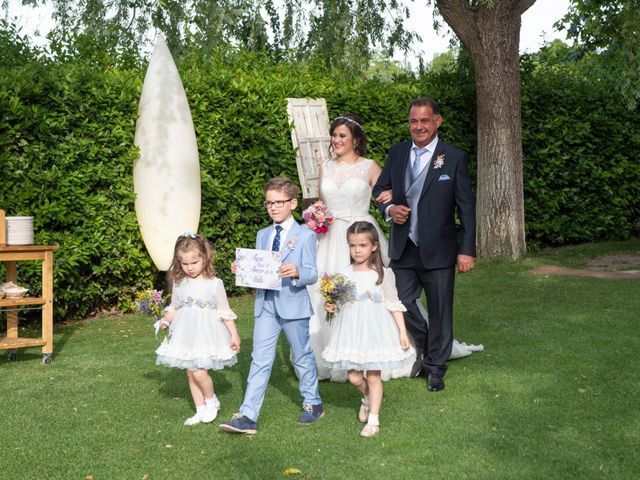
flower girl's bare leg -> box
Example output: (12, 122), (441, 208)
(348, 370), (368, 397)
(192, 368), (214, 399)
(365, 371), (382, 416)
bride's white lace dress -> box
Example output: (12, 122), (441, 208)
(307, 158), (482, 382)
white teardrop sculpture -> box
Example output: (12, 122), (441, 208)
(134, 35), (201, 271)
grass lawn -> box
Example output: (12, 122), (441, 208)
(1, 240), (639, 479)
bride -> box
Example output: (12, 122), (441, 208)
(306, 114), (397, 381)
(307, 115), (481, 382)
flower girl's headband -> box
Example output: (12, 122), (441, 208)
(181, 232), (197, 239)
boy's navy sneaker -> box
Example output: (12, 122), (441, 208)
(219, 413), (257, 435)
(297, 403), (324, 424)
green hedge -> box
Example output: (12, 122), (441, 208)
(1, 45), (639, 321)
(0, 62), (154, 318)
(521, 54), (640, 246)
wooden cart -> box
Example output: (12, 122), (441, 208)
(1, 212), (58, 363)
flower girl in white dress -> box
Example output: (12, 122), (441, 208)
(156, 233), (241, 426)
(308, 115), (399, 381)
(322, 221), (414, 437)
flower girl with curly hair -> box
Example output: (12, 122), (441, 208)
(156, 233), (240, 426)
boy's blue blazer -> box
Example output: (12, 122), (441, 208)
(253, 221), (318, 319)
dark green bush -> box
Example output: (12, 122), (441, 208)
(1, 42), (639, 322)
(0, 61), (154, 319)
(521, 51), (640, 247)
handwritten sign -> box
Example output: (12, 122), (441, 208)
(235, 248), (282, 290)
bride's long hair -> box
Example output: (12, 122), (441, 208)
(329, 114), (368, 158)
(347, 221), (384, 285)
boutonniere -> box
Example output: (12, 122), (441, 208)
(287, 238), (297, 250)
(433, 154), (445, 169)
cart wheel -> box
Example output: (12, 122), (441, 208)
(42, 353), (53, 365)
(8, 350), (17, 361)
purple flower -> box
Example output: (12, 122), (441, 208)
(319, 272), (357, 322)
(136, 289), (168, 319)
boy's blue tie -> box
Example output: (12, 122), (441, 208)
(272, 225), (283, 251)
(412, 147), (427, 181)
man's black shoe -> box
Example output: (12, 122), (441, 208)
(410, 356), (424, 378)
(427, 373), (445, 392)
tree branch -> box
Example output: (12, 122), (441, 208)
(518, 0), (537, 16)
(435, 0), (478, 47)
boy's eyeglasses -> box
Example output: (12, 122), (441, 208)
(264, 199), (293, 209)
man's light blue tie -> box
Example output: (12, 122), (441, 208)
(272, 225), (283, 251)
(412, 147), (427, 181)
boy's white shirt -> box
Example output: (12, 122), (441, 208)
(267, 214), (295, 251)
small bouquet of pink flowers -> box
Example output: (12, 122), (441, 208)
(136, 288), (170, 338)
(302, 200), (334, 234)
(319, 272), (357, 322)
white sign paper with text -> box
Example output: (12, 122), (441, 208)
(235, 248), (282, 290)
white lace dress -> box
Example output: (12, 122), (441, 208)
(156, 277), (238, 371)
(308, 158), (404, 381)
(321, 266), (415, 373)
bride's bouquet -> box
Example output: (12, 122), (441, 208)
(319, 272), (357, 322)
(302, 200), (334, 234)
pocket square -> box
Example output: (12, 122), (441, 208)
(438, 174), (451, 181)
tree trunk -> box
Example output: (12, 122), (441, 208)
(436, 0), (533, 259)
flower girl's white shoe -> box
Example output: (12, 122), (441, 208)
(360, 423), (379, 437)
(200, 404), (219, 423)
(184, 413), (203, 426)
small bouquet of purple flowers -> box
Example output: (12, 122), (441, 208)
(302, 200), (334, 234)
(136, 288), (170, 338)
(319, 272), (357, 322)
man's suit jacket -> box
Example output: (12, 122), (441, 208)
(374, 139), (476, 269)
(253, 220), (318, 319)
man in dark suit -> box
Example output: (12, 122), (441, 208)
(373, 97), (476, 392)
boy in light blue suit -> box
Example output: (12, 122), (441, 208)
(220, 177), (323, 435)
